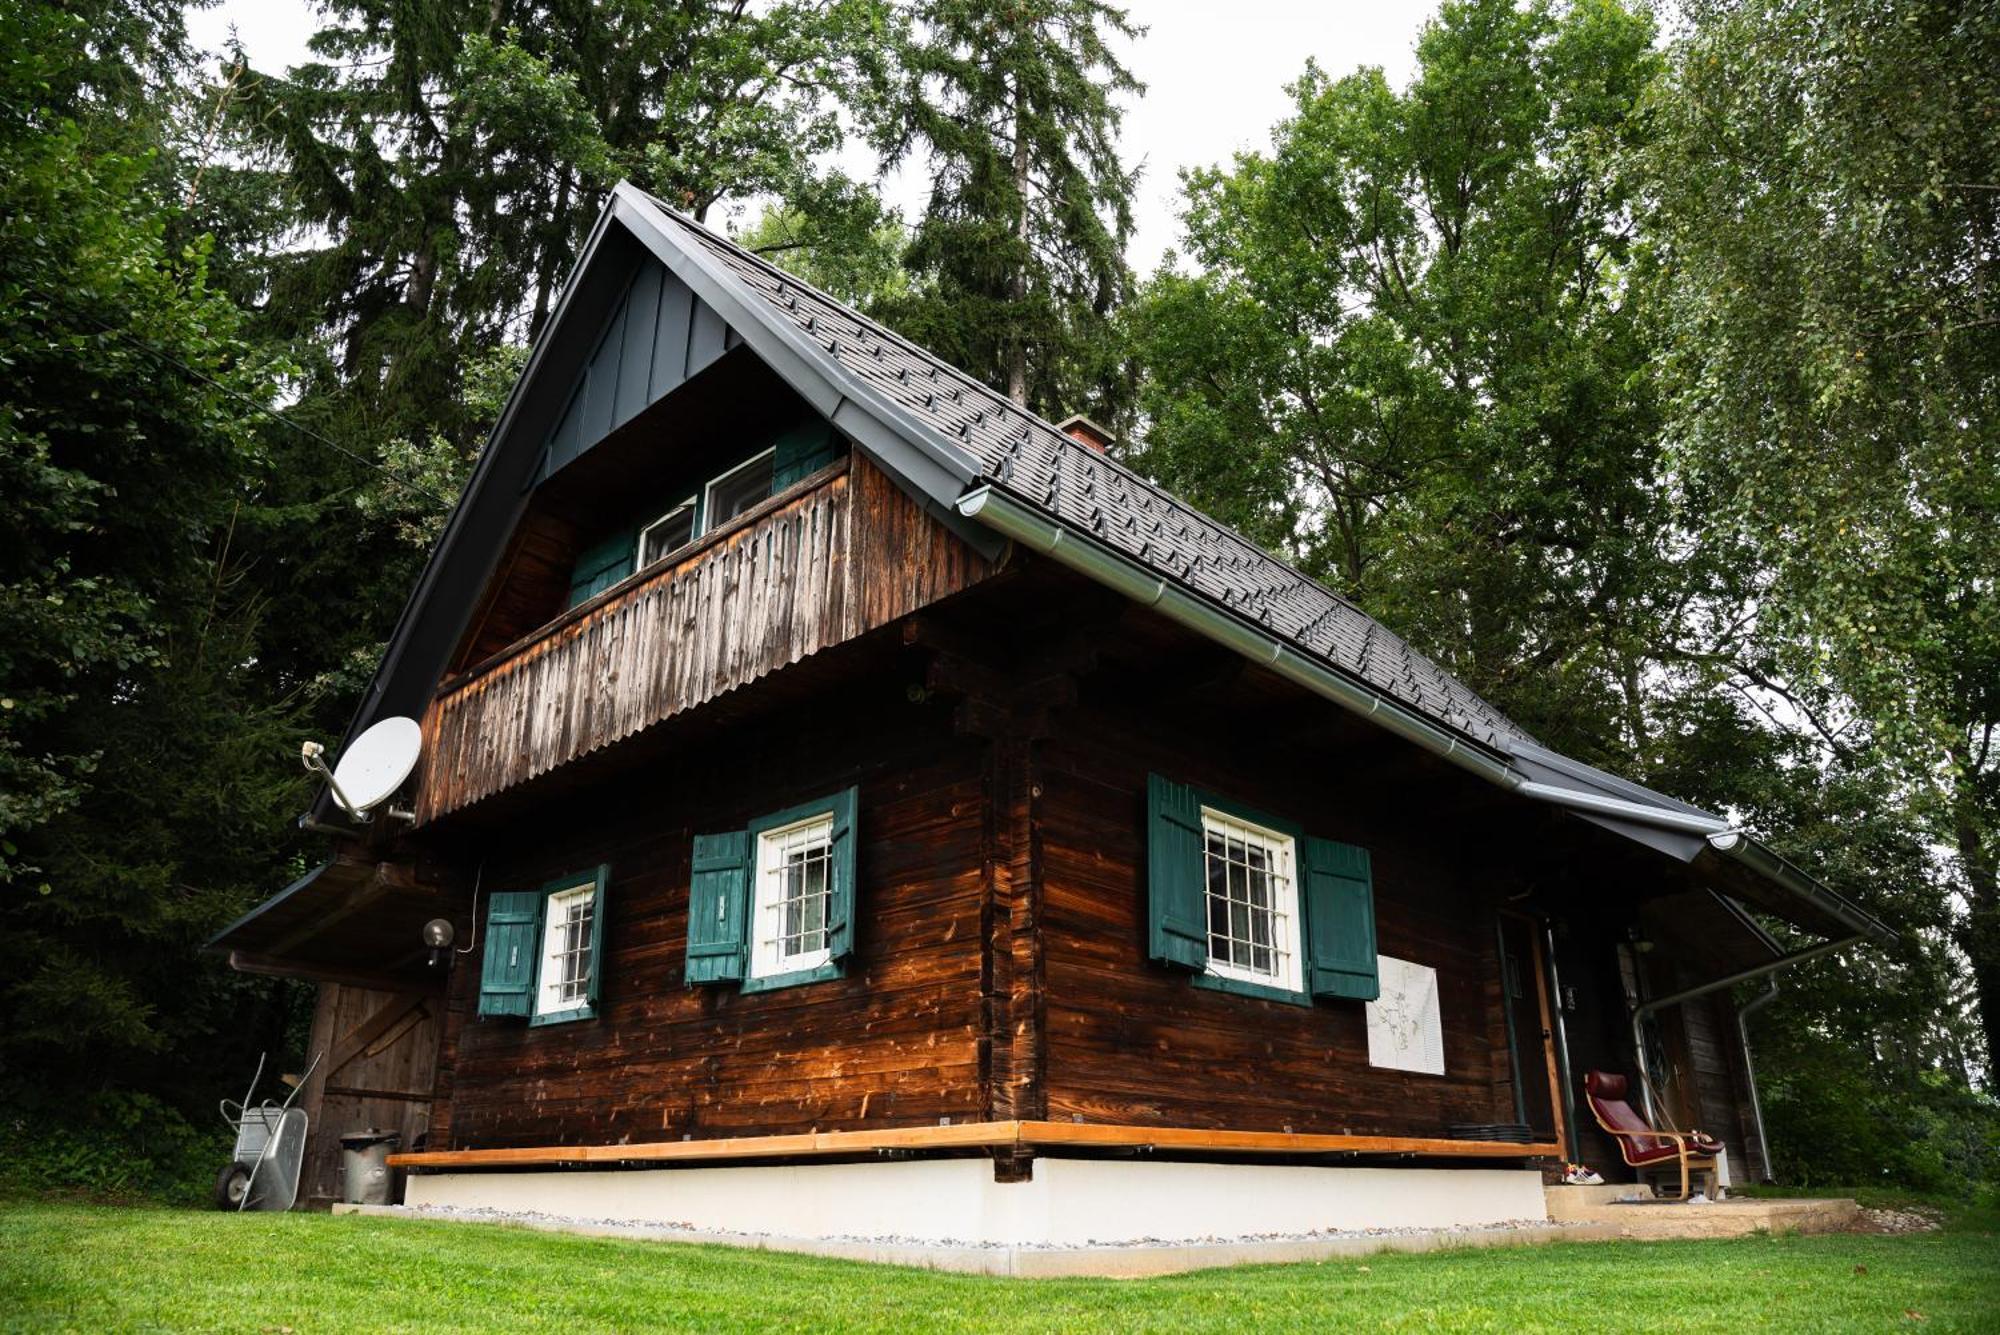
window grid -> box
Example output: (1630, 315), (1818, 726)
(1200, 810), (1301, 992)
(538, 884), (596, 1014)
(752, 815), (835, 978)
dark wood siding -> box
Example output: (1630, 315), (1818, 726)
(1035, 706), (1517, 1138)
(417, 455), (991, 822)
(427, 699), (989, 1148)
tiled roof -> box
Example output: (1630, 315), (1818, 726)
(653, 202), (1531, 752)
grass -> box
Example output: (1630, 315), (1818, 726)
(1, 1200), (1996, 1332)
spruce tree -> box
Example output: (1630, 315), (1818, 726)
(874, 0), (1141, 420)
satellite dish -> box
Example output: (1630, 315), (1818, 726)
(302, 716), (422, 821)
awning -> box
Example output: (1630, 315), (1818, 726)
(207, 857), (458, 992)
(1503, 738), (1891, 942)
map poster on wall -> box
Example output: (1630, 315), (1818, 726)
(1365, 955), (1446, 1075)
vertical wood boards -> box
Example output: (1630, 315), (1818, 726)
(299, 982), (441, 1204)
(416, 455), (991, 822)
(539, 257), (738, 482)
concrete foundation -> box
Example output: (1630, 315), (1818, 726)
(404, 1157), (1550, 1248)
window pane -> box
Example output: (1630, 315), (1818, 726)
(706, 453), (776, 529)
(639, 504), (695, 566)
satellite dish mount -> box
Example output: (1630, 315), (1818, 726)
(302, 716), (423, 824)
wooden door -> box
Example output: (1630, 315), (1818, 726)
(297, 983), (443, 1204)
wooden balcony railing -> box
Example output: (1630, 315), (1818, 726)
(416, 457), (991, 822)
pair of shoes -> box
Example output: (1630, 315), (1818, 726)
(1562, 1164), (1604, 1186)
(1687, 1192), (1710, 1204)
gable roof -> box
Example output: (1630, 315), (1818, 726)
(329, 182), (1885, 944)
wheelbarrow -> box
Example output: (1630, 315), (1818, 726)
(214, 1050), (323, 1211)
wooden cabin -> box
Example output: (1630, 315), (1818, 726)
(212, 184), (1886, 1243)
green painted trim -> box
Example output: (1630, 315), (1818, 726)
(526, 865), (610, 1024)
(1188, 785), (1305, 842)
(737, 959), (846, 995)
(745, 790), (848, 839)
(528, 1004), (597, 1027)
(1192, 972), (1313, 1008)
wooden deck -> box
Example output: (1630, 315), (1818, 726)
(388, 1120), (1560, 1169)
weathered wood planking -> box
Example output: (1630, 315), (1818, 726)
(417, 455), (990, 822)
(298, 982), (441, 1204)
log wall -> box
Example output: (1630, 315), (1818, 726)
(417, 454), (990, 822)
(1034, 704), (1520, 1138)
(426, 694), (992, 1149)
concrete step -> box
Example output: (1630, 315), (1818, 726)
(1544, 1186), (1860, 1239)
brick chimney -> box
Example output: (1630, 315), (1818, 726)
(1055, 414), (1115, 454)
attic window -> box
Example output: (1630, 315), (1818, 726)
(704, 448), (776, 530)
(638, 499), (697, 568)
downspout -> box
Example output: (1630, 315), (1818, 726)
(1736, 980), (1780, 1182)
(1628, 934), (1858, 1124)
(1543, 921), (1580, 1162)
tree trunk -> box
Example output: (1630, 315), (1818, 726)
(1951, 793), (2000, 1074)
(1007, 74), (1030, 407)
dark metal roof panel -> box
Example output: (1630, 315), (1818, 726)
(646, 198), (1530, 751)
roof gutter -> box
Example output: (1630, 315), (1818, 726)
(958, 485), (1521, 789)
(955, 483), (1919, 930)
(958, 486), (1747, 835)
(1706, 831), (1891, 939)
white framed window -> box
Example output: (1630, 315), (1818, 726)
(702, 447), (776, 531)
(1365, 955), (1445, 1075)
(748, 812), (836, 980)
(536, 881), (598, 1018)
(1200, 808), (1304, 993)
(637, 498), (697, 567)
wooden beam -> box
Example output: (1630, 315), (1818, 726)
(327, 994), (430, 1078)
(387, 1120), (1561, 1170)
(229, 950), (442, 997)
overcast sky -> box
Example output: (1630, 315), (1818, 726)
(184, 2), (1438, 273)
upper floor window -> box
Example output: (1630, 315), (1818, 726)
(704, 448), (776, 530)
(638, 498), (697, 568)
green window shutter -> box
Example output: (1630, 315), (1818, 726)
(825, 785), (859, 963)
(1146, 773), (1208, 971)
(567, 525), (636, 608)
(477, 891), (544, 1018)
(686, 830), (750, 984)
(1302, 836), (1379, 1001)
(770, 418), (838, 492)
(583, 865), (610, 1007)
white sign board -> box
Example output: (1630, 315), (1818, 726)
(1366, 955), (1446, 1076)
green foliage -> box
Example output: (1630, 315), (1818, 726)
(873, 0), (1142, 419)
(0, 0), (313, 1142)
(0, 1085), (226, 1206)
(1647, 0), (2000, 1064)
(1130, 0), (1685, 767)
(5, 1203), (1999, 1330)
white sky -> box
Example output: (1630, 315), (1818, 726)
(184, 1), (1436, 273)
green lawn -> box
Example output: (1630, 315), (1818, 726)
(2, 1201), (1996, 1332)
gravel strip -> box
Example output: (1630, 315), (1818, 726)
(381, 1203), (1569, 1251)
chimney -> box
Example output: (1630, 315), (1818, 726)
(1055, 414), (1115, 455)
